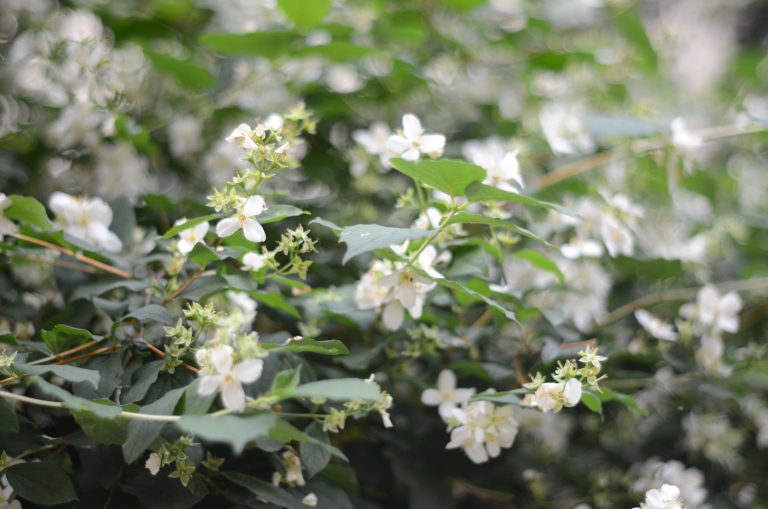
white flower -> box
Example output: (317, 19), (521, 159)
(644, 484), (685, 509)
(169, 116), (202, 158)
(0, 194), (18, 239)
(421, 369), (476, 418)
(326, 64), (364, 93)
(48, 192), (122, 252)
(386, 113), (446, 162)
(600, 215), (635, 257)
(145, 452), (161, 475)
(216, 195), (268, 243)
(353, 121), (392, 156)
(561, 235), (604, 259)
(94, 142), (152, 203)
(225, 123), (260, 151)
(197, 346), (264, 412)
(174, 218), (209, 255)
(474, 149), (524, 192)
(301, 493), (318, 506)
(0, 474), (21, 509)
(680, 285), (742, 335)
(635, 309), (678, 342)
(539, 102), (594, 155)
(445, 401), (519, 464)
(533, 379), (582, 413)
(378, 267), (436, 329)
(242, 252), (267, 271)
(263, 113), (284, 132)
(671, 117), (703, 153)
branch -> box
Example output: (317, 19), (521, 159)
(11, 233), (133, 279)
(537, 122), (767, 190)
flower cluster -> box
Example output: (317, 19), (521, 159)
(632, 484), (686, 509)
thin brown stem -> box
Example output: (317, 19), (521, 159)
(142, 341), (199, 374)
(11, 233), (133, 279)
(162, 268), (204, 304)
(591, 276), (768, 332)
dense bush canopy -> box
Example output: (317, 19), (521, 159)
(0, 0), (767, 508)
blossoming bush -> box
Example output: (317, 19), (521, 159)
(0, 1), (767, 508)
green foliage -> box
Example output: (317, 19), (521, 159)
(339, 224), (436, 263)
(390, 158), (485, 197)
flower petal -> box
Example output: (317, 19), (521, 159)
(216, 217), (241, 238)
(402, 113), (423, 140)
(197, 375), (223, 396)
(243, 219), (266, 243)
(221, 381), (246, 412)
(233, 359), (264, 384)
(243, 195), (266, 217)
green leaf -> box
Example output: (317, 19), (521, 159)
(446, 212), (552, 247)
(72, 408), (130, 445)
(162, 214), (219, 239)
(390, 158), (485, 197)
(294, 41), (375, 61)
(144, 50), (215, 92)
(277, 0), (332, 31)
(123, 386), (186, 464)
(271, 366), (302, 397)
(5, 195), (53, 230)
(430, 277), (516, 321)
(123, 304), (174, 325)
(339, 224), (436, 264)
(0, 397), (19, 433)
(597, 387), (648, 416)
(175, 414), (278, 454)
(31, 376), (122, 419)
(6, 462), (78, 505)
(40, 324), (94, 354)
(255, 204), (307, 224)
(181, 378), (217, 415)
(249, 290), (301, 318)
(16, 364), (100, 389)
(512, 249), (565, 284)
(223, 471), (305, 509)
(464, 182), (577, 216)
(581, 389), (603, 416)
(199, 31), (298, 58)
(121, 361), (165, 404)
(269, 418), (347, 461)
(262, 338), (349, 356)
(299, 422), (331, 477)
(615, 7), (658, 73)
(188, 242), (220, 268)
(291, 378), (380, 401)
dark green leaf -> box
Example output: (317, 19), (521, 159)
(123, 387), (186, 464)
(269, 419), (347, 461)
(7, 462), (78, 505)
(123, 305), (174, 325)
(31, 376), (122, 419)
(40, 324), (94, 354)
(300, 422), (331, 477)
(223, 471), (304, 509)
(0, 397), (19, 433)
(249, 290), (301, 318)
(581, 390), (603, 416)
(17, 364), (100, 389)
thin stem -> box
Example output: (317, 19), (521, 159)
(407, 201), (458, 268)
(537, 122), (767, 189)
(10, 232), (133, 279)
(591, 276), (768, 332)
(142, 340), (200, 374)
(162, 268), (205, 304)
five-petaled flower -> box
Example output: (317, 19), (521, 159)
(216, 195), (268, 243)
(421, 369), (475, 418)
(196, 344), (264, 412)
(174, 218), (210, 255)
(386, 113), (445, 161)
